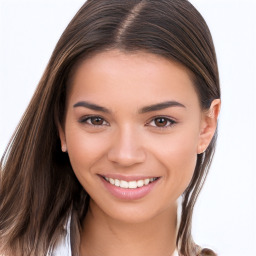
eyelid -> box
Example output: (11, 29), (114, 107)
(78, 115), (110, 126)
(145, 115), (177, 128)
(78, 115), (177, 129)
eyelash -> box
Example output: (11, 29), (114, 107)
(79, 115), (109, 126)
(78, 115), (177, 129)
(146, 116), (177, 129)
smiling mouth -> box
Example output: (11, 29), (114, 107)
(102, 176), (159, 189)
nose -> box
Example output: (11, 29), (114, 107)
(107, 125), (146, 167)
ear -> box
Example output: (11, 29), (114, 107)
(197, 99), (221, 154)
(58, 122), (67, 152)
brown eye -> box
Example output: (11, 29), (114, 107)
(154, 118), (168, 127)
(79, 116), (108, 126)
(147, 117), (176, 128)
(90, 117), (104, 125)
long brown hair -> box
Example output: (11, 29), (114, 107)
(0, 1), (220, 255)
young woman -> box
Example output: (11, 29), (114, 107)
(0, 0), (221, 255)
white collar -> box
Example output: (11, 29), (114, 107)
(172, 249), (179, 256)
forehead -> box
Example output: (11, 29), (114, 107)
(67, 50), (200, 109)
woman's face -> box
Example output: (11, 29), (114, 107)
(59, 50), (214, 223)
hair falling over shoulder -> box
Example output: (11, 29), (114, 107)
(0, 1), (220, 255)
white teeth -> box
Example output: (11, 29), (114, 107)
(137, 180), (144, 187)
(120, 180), (129, 188)
(114, 179), (120, 186)
(128, 181), (137, 189)
(104, 176), (158, 189)
(144, 178), (150, 185)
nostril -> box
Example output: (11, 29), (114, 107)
(107, 149), (146, 166)
(107, 155), (144, 167)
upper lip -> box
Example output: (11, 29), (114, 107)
(99, 174), (160, 182)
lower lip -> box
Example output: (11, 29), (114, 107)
(100, 177), (160, 200)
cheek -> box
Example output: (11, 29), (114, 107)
(149, 131), (198, 197)
(65, 125), (108, 178)
(150, 129), (198, 167)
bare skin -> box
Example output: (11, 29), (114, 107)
(59, 50), (220, 256)
(80, 202), (177, 256)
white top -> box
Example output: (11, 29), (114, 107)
(50, 217), (72, 256)
(52, 238), (72, 256)
(172, 249), (179, 256)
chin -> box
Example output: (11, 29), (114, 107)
(90, 197), (174, 225)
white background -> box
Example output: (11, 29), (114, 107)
(0, 0), (255, 255)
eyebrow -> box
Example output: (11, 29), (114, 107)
(73, 101), (111, 113)
(139, 101), (186, 113)
(73, 100), (185, 114)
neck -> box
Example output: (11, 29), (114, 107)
(80, 201), (178, 256)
